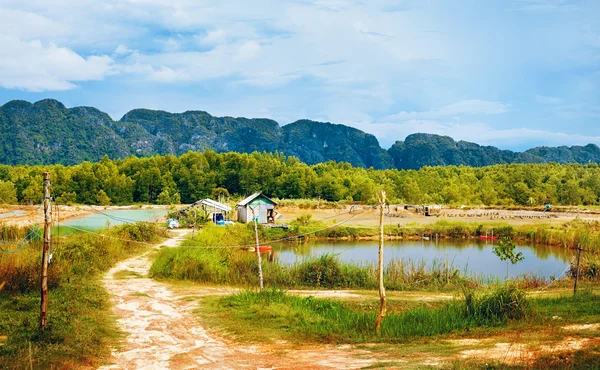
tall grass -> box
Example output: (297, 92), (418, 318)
(0, 222), (167, 292)
(0, 221), (168, 369)
(207, 284), (529, 342)
(151, 247), (475, 290)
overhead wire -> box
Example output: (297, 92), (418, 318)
(0, 201), (43, 253)
(84, 206), (141, 224)
(58, 209), (367, 250)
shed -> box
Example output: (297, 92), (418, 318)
(178, 198), (232, 224)
(199, 199), (232, 223)
(236, 192), (277, 224)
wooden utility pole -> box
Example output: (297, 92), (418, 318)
(375, 190), (387, 334)
(192, 209), (196, 238)
(40, 172), (51, 329)
(574, 244), (582, 295)
(251, 207), (264, 290)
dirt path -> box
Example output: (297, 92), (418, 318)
(98, 230), (377, 370)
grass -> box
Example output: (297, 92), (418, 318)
(0, 221), (168, 368)
(190, 287), (600, 369)
(150, 247), (475, 290)
(197, 284), (529, 344)
(0, 280), (119, 369)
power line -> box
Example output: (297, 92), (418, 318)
(181, 210), (366, 249)
(0, 202), (44, 254)
(60, 210), (365, 250)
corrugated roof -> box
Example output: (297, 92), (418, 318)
(199, 198), (231, 212)
(237, 192), (277, 206)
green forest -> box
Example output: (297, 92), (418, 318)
(1, 150), (599, 206)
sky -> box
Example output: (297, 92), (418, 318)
(0, 0), (598, 150)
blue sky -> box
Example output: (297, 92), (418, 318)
(0, 0), (598, 150)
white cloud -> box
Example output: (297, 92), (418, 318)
(234, 41), (261, 61)
(385, 100), (509, 120)
(354, 119), (600, 150)
(149, 66), (182, 82)
(115, 44), (132, 55)
(0, 8), (68, 40)
(0, 36), (114, 91)
(199, 29), (227, 45)
(535, 95), (565, 104)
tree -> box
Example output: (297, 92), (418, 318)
(21, 177), (43, 204)
(96, 190), (111, 206)
(0, 180), (17, 204)
(493, 238), (524, 279)
(157, 189), (172, 205)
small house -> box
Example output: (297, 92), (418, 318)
(236, 192), (277, 224)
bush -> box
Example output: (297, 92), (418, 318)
(297, 254), (343, 288)
(463, 283), (529, 323)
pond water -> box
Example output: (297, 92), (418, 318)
(56, 209), (168, 234)
(0, 210), (26, 219)
(272, 240), (573, 281)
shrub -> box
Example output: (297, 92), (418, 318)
(463, 283), (529, 323)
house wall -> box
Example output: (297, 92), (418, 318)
(237, 198), (276, 223)
(236, 206), (248, 223)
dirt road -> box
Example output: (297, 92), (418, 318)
(98, 230), (377, 370)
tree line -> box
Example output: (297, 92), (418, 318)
(0, 151), (599, 206)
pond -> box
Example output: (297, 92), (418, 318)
(56, 209), (168, 234)
(0, 210), (26, 219)
(272, 240), (573, 282)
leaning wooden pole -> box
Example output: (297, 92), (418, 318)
(40, 172), (51, 329)
(574, 244), (582, 296)
(251, 207), (264, 290)
(375, 190), (387, 334)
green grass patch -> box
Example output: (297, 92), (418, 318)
(0, 280), (119, 369)
(529, 290), (600, 323)
(198, 284), (529, 344)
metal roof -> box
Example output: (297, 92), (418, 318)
(199, 198), (231, 212)
(237, 192), (277, 207)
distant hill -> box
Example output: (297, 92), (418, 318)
(1, 99), (599, 170)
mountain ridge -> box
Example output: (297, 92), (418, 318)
(1, 99), (599, 169)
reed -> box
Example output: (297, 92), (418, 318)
(150, 247), (475, 290)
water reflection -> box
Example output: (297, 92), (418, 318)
(272, 239), (573, 281)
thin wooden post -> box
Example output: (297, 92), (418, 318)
(574, 244), (582, 295)
(192, 209), (196, 238)
(375, 190), (387, 334)
(40, 172), (51, 329)
(251, 207), (264, 290)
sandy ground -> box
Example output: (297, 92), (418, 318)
(276, 205), (600, 228)
(97, 230), (379, 370)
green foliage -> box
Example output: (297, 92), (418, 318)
(462, 283), (529, 322)
(205, 284), (529, 343)
(96, 189), (111, 206)
(0, 180), (17, 204)
(493, 238), (524, 266)
(2, 136), (600, 206)
(493, 238), (525, 279)
(150, 246), (472, 290)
